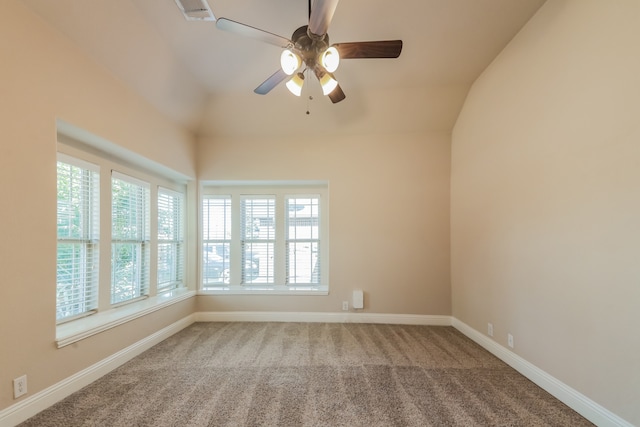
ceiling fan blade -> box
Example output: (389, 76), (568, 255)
(254, 69), (288, 95)
(328, 84), (346, 103)
(334, 40), (403, 59)
(308, 0), (339, 37)
(216, 18), (292, 48)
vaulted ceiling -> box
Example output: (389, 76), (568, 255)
(23, 0), (546, 137)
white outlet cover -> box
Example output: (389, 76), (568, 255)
(507, 334), (514, 348)
(13, 375), (27, 399)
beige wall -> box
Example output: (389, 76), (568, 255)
(197, 130), (451, 315)
(451, 0), (640, 424)
(0, 0), (452, 413)
(8, 0), (636, 423)
(0, 0), (197, 411)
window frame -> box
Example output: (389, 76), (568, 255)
(202, 195), (232, 286)
(110, 171), (151, 305)
(55, 136), (192, 347)
(200, 183), (329, 295)
(157, 187), (185, 293)
(240, 195), (276, 284)
(285, 195), (322, 286)
(56, 153), (100, 323)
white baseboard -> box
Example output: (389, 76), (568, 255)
(0, 314), (195, 427)
(194, 311), (453, 326)
(451, 318), (634, 427)
(2, 313), (630, 427)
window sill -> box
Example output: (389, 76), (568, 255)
(56, 288), (195, 348)
(199, 286), (328, 296)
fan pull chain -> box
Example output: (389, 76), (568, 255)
(305, 69), (313, 115)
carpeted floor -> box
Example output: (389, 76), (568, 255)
(20, 322), (593, 426)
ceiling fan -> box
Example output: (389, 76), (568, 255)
(214, 0), (403, 103)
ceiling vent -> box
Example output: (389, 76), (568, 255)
(174, 0), (215, 21)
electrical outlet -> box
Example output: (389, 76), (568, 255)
(342, 301), (349, 311)
(507, 333), (514, 349)
(487, 323), (494, 337)
(13, 375), (27, 399)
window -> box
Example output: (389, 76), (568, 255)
(56, 154), (100, 322)
(202, 196), (232, 285)
(158, 187), (184, 292)
(111, 172), (150, 304)
(241, 196), (275, 284)
(286, 196), (320, 285)
(201, 183), (328, 293)
(55, 126), (193, 347)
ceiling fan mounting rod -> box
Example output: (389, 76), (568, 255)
(307, 27), (326, 41)
(305, 0), (322, 40)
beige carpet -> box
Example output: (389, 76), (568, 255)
(20, 322), (593, 426)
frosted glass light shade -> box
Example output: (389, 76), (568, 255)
(319, 73), (338, 95)
(320, 46), (340, 73)
(286, 73), (305, 96)
(280, 50), (301, 75)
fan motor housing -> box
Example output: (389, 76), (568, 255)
(292, 25), (329, 66)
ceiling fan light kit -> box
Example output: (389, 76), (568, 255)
(206, 0), (403, 103)
(280, 49), (302, 76)
(320, 46), (340, 73)
(317, 70), (338, 96)
(285, 72), (305, 97)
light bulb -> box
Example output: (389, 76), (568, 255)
(286, 72), (305, 96)
(321, 46), (340, 73)
(280, 49), (301, 76)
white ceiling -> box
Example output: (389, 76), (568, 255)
(23, 0), (546, 137)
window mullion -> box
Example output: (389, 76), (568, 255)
(148, 185), (158, 297)
(98, 166), (112, 312)
(230, 196), (241, 286)
(275, 194), (287, 286)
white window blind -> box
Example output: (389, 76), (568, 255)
(201, 183), (328, 293)
(157, 187), (184, 292)
(202, 196), (232, 286)
(286, 196), (321, 284)
(56, 154), (100, 322)
(111, 171), (150, 304)
(241, 196), (275, 284)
